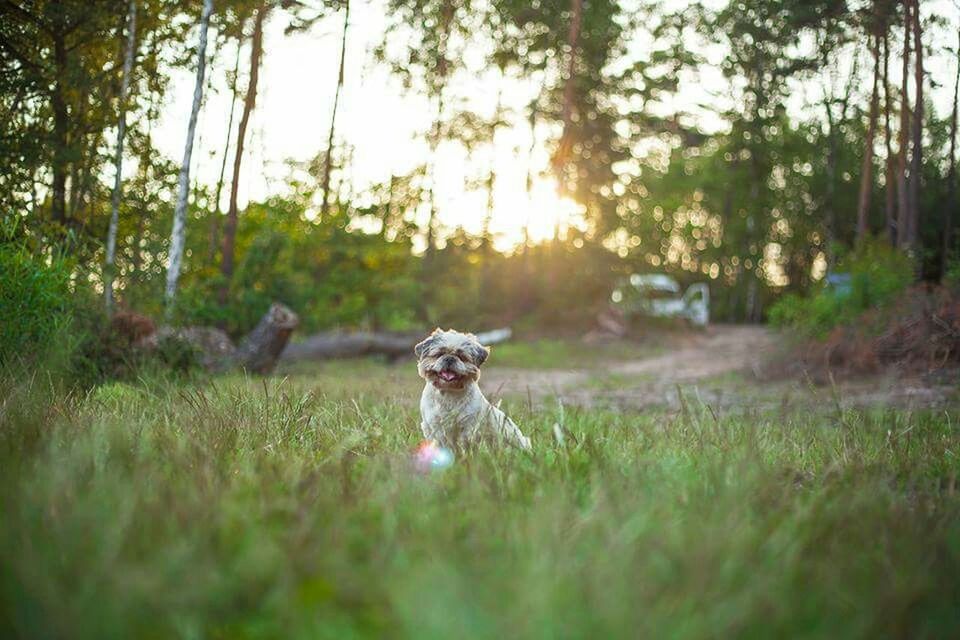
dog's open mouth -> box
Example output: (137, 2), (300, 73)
(437, 370), (460, 383)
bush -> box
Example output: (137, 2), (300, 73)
(0, 239), (193, 385)
(769, 242), (913, 337)
(0, 244), (74, 365)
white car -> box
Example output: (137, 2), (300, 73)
(611, 274), (710, 327)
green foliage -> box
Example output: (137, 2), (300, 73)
(173, 201), (423, 337)
(1, 367), (960, 637)
(0, 244), (74, 365)
(944, 258), (960, 289)
(769, 241), (914, 337)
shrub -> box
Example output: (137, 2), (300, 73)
(0, 244), (74, 365)
(769, 241), (913, 337)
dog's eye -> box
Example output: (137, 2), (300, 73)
(455, 350), (467, 360)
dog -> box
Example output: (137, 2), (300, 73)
(415, 328), (531, 451)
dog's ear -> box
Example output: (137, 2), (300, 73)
(414, 330), (441, 359)
(466, 337), (490, 366)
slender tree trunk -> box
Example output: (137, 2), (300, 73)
(382, 173), (396, 239)
(220, 2), (267, 305)
(321, 0), (350, 217)
(896, 0), (911, 250)
(482, 83), (503, 255)
(945, 28), (960, 273)
(552, 0), (584, 184)
(425, 87), (445, 258)
(336, 141), (355, 209)
(165, 0), (214, 315)
(210, 36), (244, 264)
(883, 30), (897, 244)
(105, 0), (138, 313)
(524, 101), (537, 255)
(131, 207), (144, 283)
(856, 31), (881, 244)
(907, 0), (923, 252)
(425, 3), (454, 261)
(823, 95), (838, 262)
(51, 29), (69, 226)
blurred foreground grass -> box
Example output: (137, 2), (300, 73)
(1, 360), (959, 638)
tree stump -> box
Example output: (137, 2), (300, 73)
(234, 302), (300, 374)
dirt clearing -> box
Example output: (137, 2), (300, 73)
(483, 326), (958, 412)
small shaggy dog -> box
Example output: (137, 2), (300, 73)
(415, 329), (532, 451)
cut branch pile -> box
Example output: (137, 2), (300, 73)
(786, 286), (960, 381)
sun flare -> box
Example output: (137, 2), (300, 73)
(493, 176), (586, 252)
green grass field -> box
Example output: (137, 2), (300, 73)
(2, 357), (960, 638)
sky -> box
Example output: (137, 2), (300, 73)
(153, 0), (960, 253)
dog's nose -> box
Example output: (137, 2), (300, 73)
(440, 355), (457, 367)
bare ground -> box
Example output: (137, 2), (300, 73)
(483, 325), (958, 413)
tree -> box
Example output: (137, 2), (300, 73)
(907, 0), (923, 253)
(896, 0), (912, 249)
(105, 0), (138, 313)
(946, 27), (960, 272)
(0, 1), (131, 236)
(883, 29), (897, 243)
(856, 28), (881, 243)
(552, 0), (583, 187)
(220, 1), (267, 305)
(320, 0), (350, 217)
(380, 0), (471, 257)
(210, 31), (245, 264)
(166, 0), (214, 314)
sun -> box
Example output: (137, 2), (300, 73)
(492, 176), (586, 252)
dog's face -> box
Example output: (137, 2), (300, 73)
(415, 329), (489, 391)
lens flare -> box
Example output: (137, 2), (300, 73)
(413, 440), (455, 473)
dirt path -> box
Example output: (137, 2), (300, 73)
(482, 326), (776, 410)
(483, 326), (956, 412)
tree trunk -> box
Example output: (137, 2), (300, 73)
(165, 0), (214, 315)
(320, 0), (350, 217)
(51, 28), (69, 226)
(424, 1), (455, 261)
(220, 2), (267, 305)
(425, 87), (445, 258)
(524, 100), (537, 255)
(907, 0), (923, 252)
(856, 31), (881, 244)
(552, 0), (584, 185)
(105, 0), (138, 313)
(883, 30), (897, 244)
(210, 35), (244, 265)
(482, 83), (503, 254)
(896, 0), (911, 250)
(382, 173), (396, 239)
(946, 28), (960, 274)
(823, 94), (838, 262)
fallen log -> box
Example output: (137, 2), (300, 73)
(281, 327), (513, 362)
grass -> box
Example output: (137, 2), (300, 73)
(1, 359), (960, 639)
(490, 338), (662, 369)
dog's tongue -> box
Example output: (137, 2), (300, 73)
(439, 371), (457, 381)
